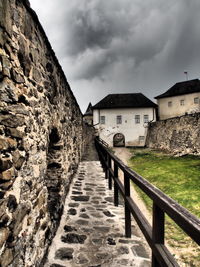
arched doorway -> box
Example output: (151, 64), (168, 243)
(113, 133), (125, 147)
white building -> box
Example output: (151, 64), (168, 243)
(93, 93), (157, 147)
(155, 79), (200, 120)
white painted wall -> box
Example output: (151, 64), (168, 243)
(93, 107), (156, 147)
(157, 93), (200, 120)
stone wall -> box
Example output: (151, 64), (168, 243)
(0, 0), (93, 266)
(146, 113), (200, 155)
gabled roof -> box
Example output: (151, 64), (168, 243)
(83, 102), (93, 116)
(155, 79), (200, 99)
(92, 93), (157, 109)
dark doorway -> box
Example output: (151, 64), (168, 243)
(113, 133), (125, 147)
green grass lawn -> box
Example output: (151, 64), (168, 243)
(128, 148), (200, 266)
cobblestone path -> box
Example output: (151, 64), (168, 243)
(45, 144), (151, 267)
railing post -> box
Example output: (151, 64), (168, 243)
(114, 162), (119, 206)
(108, 156), (112, 190)
(124, 173), (131, 238)
(105, 152), (108, 179)
(152, 202), (165, 267)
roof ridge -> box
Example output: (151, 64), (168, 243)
(155, 79), (200, 99)
(93, 93), (157, 109)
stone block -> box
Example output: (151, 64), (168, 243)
(6, 138), (17, 149)
(0, 248), (14, 266)
(11, 69), (25, 84)
(0, 157), (12, 171)
(0, 0), (12, 35)
(12, 150), (25, 170)
(0, 79), (18, 103)
(0, 191), (5, 199)
(0, 114), (25, 127)
(0, 167), (15, 181)
(0, 137), (17, 150)
(0, 227), (9, 247)
(55, 247), (74, 260)
(6, 127), (25, 139)
(0, 213), (10, 227)
(0, 180), (13, 190)
(18, 48), (32, 75)
(7, 194), (18, 212)
(32, 66), (42, 83)
(0, 48), (6, 56)
(0, 138), (9, 150)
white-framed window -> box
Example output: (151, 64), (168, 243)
(168, 101), (172, 107)
(135, 115), (140, 124)
(180, 99), (185, 106)
(139, 136), (145, 142)
(116, 115), (122, 124)
(194, 97), (199, 104)
(100, 115), (105, 124)
(144, 115), (149, 123)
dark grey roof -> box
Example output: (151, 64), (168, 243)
(155, 79), (200, 99)
(83, 102), (93, 116)
(93, 93), (157, 109)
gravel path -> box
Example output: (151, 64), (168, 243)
(44, 143), (150, 267)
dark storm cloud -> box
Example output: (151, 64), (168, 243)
(56, 0), (200, 81)
(30, 0), (200, 111)
(30, 0), (200, 81)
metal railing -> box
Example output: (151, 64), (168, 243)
(95, 137), (200, 267)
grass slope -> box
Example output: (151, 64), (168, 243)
(128, 149), (200, 266)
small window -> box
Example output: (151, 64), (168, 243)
(194, 97), (199, 104)
(180, 100), (185, 106)
(139, 136), (145, 142)
(168, 101), (172, 107)
(135, 115), (140, 124)
(116, 115), (122, 124)
(144, 115), (149, 123)
(100, 116), (105, 124)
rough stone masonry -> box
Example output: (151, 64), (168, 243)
(146, 113), (200, 156)
(0, 0), (93, 266)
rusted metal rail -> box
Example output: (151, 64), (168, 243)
(95, 137), (200, 267)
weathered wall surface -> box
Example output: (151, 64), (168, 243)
(146, 113), (200, 155)
(0, 0), (93, 266)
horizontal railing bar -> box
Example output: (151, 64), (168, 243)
(154, 244), (179, 267)
(96, 141), (200, 245)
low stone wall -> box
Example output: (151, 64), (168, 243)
(0, 0), (93, 266)
(146, 113), (200, 155)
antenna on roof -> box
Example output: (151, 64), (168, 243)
(184, 71), (188, 81)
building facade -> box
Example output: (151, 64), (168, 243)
(93, 93), (157, 147)
(155, 79), (200, 120)
(83, 102), (93, 125)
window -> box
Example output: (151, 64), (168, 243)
(135, 115), (140, 124)
(194, 97), (199, 104)
(139, 136), (145, 143)
(168, 101), (172, 107)
(116, 115), (122, 124)
(144, 115), (149, 123)
(180, 100), (185, 106)
(100, 115), (105, 124)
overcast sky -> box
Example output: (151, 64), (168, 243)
(29, 0), (200, 112)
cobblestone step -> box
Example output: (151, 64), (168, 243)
(45, 145), (151, 267)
